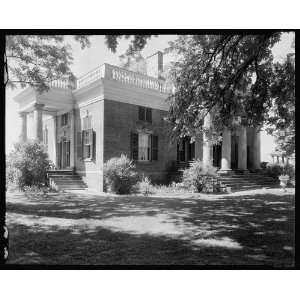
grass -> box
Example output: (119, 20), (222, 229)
(6, 187), (295, 266)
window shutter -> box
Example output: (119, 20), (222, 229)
(88, 128), (93, 159)
(77, 131), (82, 159)
(146, 108), (152, 123)
(92, 131), (96, 160)
(130, 132), (139, 160)
(138, 107), (145, 121)
(152, 135), (158, 161)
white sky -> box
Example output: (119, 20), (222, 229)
(5, 33), (295, 161)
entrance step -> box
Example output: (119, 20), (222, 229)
(47, 170), (87, 191)
(218, 172), (279, 191)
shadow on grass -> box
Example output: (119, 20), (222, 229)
(6, 190), (295, 266)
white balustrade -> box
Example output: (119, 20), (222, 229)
(75, 64), (171, 93)
(49, 78), (75, 90)
(50, 64), (172, 93)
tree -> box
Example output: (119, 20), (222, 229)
(4, 35), (90, 93)
(104, 35), (155, 55)
(4, 35), (153, 93)
(104, 33), (295, 146)
(163, 34), (289, 141)
(267, 52), (295, 156)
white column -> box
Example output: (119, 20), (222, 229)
(252, 127), (261, 170)
(19, 112), (28, 142)
(202, 112), (212, 166)
(52, 115), (57, 168)
(70, 109), (75, 169)
(238, 126), (247, 171)
(33, 104), (44, 142)
(220, 127), (232, 172)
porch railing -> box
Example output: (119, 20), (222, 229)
(49, 64), (172, 94)
(76, 64), (172, 93)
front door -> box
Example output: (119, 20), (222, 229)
(213, 144), (222, 168)
(231, 135), (238, 169)
(59, 138), (70, 169)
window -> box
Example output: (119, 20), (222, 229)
(43, 127), (48, 151)
(131, 132), (158, 161)
(138, 133), (151, 161)
(78, 114), (94, 160)
(61, 113), (69, 126)
(138, 106), (152, 123)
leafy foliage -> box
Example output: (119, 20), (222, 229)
(105, 35), (155, 55)
(103, 155), (139, 194)
(137, 176), (153, 196)
(182, 159), (220, 192)
(164, 34), (286, 141)
(267, 53), (295, 156)
(6, 141), (52, 190)
(5, 35), (90, 93)
(265, 163), (295, 180)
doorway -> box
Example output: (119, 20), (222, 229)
(58, 138), (70, 169)
(231, 134), (238, 169)
(213, 144), (222, 168)
(177, 137), (195, 162)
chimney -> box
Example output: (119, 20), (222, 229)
(146, 51), (163, 78)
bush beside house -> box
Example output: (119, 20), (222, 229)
(182, 159), (221, 193)
(265, 163), (295, 186)
(103, 155), (139, 194)
(6, 141), (52, 191)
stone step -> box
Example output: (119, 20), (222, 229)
(211, 178), (273, 183)
(47, 170), (73, 174)
(48, 172), (87, 191)
(48, 176), (83, 180)
(53, 181), (87, 185)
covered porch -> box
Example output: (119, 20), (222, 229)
(176, 114), (261, 172)
(13, 83), (76, 170)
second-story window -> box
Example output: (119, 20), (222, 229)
(61, 113), (69, 126)
(138, 106), (152, 123)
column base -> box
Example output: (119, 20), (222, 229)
(218, 169), (233, 174)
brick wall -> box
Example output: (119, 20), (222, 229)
(103, 99), (177, 183)
(74, 100), (104, 192)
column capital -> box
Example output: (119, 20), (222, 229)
(33, 103), (45, 110)
(18, 111), (28, 117)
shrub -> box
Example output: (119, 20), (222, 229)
(182, 159), (220, 193)
(282, 163), (295, 179)
(265, 163), (283, 178)
(260, 161), (268, 169)
(265, 163), (295, 186)
(137, 176), (153, 196)
(6, 141), (52, 190)
(103, 155), (139, 194)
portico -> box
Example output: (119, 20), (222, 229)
(200, 125), (261, 172)
(14, 81), (76, 170)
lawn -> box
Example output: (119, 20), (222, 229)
(6, 188), (295, 266)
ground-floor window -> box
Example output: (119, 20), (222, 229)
(131, 132), (158, 161)
(77, 114), (95, 160)
(138, 133), (151, 161)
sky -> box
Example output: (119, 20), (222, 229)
(5, 33), (295, 161)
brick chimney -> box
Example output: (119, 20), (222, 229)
(146, 51), (163, 78)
